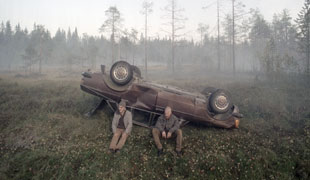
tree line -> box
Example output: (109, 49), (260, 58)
(0, 0), (310, 77)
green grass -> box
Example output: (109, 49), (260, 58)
(0, 73), (310, 179)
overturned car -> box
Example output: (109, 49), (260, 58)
(80, 61), (242, 129)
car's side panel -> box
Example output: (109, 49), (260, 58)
(121, 84), (158, 110)
(156, 90), (196, 120)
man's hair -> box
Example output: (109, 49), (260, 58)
(119, 100), (126, 108)
(165, 106), (172, 111)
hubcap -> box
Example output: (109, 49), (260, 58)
(113, 66), (128, 81)
(214, 95), (229, 110)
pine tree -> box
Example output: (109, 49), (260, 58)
(67, 28), (72, 42)
(99, 6), (122, 64)
(296, 0), (310, 75)
(196, 23), (209, 46)
(249, 10), (271, 71)
(5, 21), (12, 38)
(141, 0), (153, 79)
(163, 0), (187, 73)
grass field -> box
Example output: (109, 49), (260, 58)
(0, 70), (310, 179)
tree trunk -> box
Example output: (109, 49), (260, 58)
(171, 0), (175, 73)
(112, 11), (115, 64)
(39, 58), (42, 74)
(232, 0), (236, 76)
(307, 20), (310, 75)
(145, 10), (148, 79)
(217, 0), (221, 71)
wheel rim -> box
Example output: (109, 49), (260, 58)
(214, 95), (229, 111)
(113, 65), (128, 81)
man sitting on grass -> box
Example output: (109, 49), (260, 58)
(109, 100), (132, 153)
(152, 106), (183, 156)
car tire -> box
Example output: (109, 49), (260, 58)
(110, 61), (133, 85)
(209, 89), (232, 114)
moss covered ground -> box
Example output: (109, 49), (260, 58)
(0, 71), (309, 179)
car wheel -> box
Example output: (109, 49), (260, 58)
(110, 61), (133, 85)
(209, 89), (232, 114)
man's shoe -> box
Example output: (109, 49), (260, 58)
(115, 149), (120, 154)
(108, 149), (114, 154)
(157, 149), (163, 156)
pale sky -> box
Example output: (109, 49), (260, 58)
(0, 0), (304, 41)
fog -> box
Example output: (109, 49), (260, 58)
(0, 0), (308, 78)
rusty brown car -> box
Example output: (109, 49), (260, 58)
(80, 61), (242, 129)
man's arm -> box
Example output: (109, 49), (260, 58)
(125, 112), (133, 134)
(155, 115), (165, 132)
(168, 115), (180, 133)
(111, 113), (118, 134)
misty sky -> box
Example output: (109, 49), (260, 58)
(0, 0), (304, 40)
